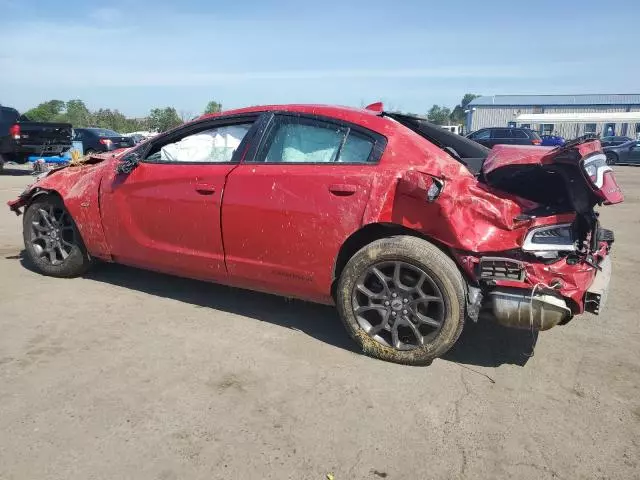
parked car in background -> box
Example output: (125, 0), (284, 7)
(8, 104), (622, 366)
(540, 134), (566, 147)
(603, 139), (640, 164)
(466, 127), (542, 148)
(0, 105), (72, 172)
(73, 128), (135, 155)
(600, 136), (633, 148)
(441, 125), (461, 135)
(126, 134), (146, 145)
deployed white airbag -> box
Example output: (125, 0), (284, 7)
(160, 125), (250, 162)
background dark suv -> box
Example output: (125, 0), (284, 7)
(466, 127), (542, 148)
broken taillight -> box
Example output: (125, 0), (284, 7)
(99, 138), (113, 145)
(531, 138), (541, 145)
(9, 124), (20, 140)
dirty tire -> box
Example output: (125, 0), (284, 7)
(336, 236), (465, 366)
(605, 152), (617, 165)
(23, 195), (94, 277)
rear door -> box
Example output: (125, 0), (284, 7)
(512, 129), (532, 145)
(628, 142), (640, 163)
(221, 113), (385, 302)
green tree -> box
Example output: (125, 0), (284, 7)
(427, 105), (452, 125)
(148, 107), (182, 132)
(64, 99), (93, 127)
(450, 93), (481, 125)
(93, 108), (130, 132)
(24, 100), (65, 122)
(204, 100), (222, 115)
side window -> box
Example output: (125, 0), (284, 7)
(492, 129), (512, 139)
(257, 116), (376, 164)
(144, 122), (254, 163)
(339, 130), (374, 163)
(513, 130), (528, 139)
(73, 130), (84, 141)
(471, 130), (490, 140)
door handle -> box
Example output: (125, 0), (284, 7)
(328, 184), (357, 196)
(195, 183), (216, 195)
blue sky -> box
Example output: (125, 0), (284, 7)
(1, 0), (638, 117)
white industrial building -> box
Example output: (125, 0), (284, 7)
(466, 94), (640, 139)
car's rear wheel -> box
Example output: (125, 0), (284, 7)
(23, 195), (94, 277)
(336, 236), (465, 365)
(605, 152), (618, 165)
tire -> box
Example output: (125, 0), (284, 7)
(605, 152), (618, 165)
(22, 195), (94, 277)
(336, 236), (466, 365)
(84, 149), (96, 156)
(0, 154), (4, 174)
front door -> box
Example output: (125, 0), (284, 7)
(100, 116), (258, 280)
(221, 113), (385, 302)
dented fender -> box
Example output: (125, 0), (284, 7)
(364, 167), (544, 253)
(7, 160), (114, 260)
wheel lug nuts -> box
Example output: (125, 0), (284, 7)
(391, 312), (396, 316)
(402, 310), (408, 315)
(384, 301), (390, 306)
(392, 293), (397, 298)
(403, 298), (408, 303)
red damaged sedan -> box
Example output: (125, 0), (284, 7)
(8, 104), (623, 365)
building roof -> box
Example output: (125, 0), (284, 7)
(469, 94), (640, 107)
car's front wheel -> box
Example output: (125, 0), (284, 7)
(605, 152), (618, 165)
(23, 195), (94, 277)
(336, 236), (466, 365)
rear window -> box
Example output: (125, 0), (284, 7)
(89, 128), (120, 137)
(491, 129), (512, 139)
(528, 130), (542, 140)
(513, 130), (528, 139)
(0, 107), (19, 124)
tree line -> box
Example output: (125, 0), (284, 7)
(20, 94), (478, 134)
(422, 94), (481, 126)
(22, 99), (223, 133)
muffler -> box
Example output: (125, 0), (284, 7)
(487, 288), (571, 331)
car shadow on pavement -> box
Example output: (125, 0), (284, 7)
(13, 252), (534, 367)
(82, 262), (360, 353)
(443, 319), (536, 367)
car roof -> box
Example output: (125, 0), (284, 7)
(199, 104), (397, 136)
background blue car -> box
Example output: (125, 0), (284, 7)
(540, 134), (566, 147)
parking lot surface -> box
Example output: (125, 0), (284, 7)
(0, 164), (639, 479)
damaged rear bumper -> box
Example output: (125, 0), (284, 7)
(459, 247), (612, 331)
(584, 255), (612, 315)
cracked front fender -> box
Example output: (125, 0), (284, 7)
(7, 161), (114, 260)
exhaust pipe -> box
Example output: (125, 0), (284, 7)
(487, 288), (571, 331)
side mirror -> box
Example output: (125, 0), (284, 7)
(116, 150), (141, 174)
